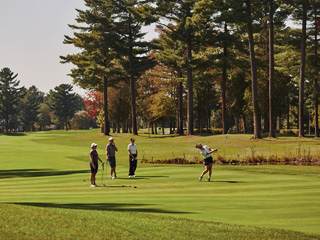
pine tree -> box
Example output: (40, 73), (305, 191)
(155, 0), (215, 135)
(48, 84), (79, 130)
(19, 86), (43, 131)
(111, 0), (157, 135)
(61, 0), (121, 135)
(0, 68), (23, 132)
(155, 26), (186, 135)
(244, 0), (261, 139)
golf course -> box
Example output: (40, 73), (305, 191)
(1, 129), (320, 239)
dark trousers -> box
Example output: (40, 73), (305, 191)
(129, 154), (137, 176)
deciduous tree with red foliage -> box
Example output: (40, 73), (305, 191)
(83, 91), (104, 120)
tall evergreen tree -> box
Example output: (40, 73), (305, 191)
(155, 0), (215, 135)
(268, 0), (276, 137)
(306, 0), (320, 137)
(155, 25), (186, 135)
(61, 0), (121, 135)
(19, 86), (43, 131)
(245, 0), (261, 139)
(111, 0), (157, 135)
(0, 68), (23, 132)
(48, 84), (79, 130)
(298, 0), (309, 137)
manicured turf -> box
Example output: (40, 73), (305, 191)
(0, 130), (320, 239)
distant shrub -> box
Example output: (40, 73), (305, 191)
(70, 110), (91, 130)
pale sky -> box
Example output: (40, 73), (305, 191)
(0, 0), (156, 96)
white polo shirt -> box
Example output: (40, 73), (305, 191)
(127, 144), (137, 154)
(200, 145), (211, 159)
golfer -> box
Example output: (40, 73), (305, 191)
(196, 144), (218, 182)
(90, 143), (103, 187)
(128, 138), (138, 178)
(106, 137), (118, 179)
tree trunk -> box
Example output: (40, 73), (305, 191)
(178, 72), (184, 135)
(103, 76), (109, 135)
(269, 0), (275, 138)
(151, 122), (154, 134)
(299, 2), (307, 137)
(154, 121), (158, 134)
(315, 11), (319, 138)
(287, 94), (290, 130)
(222, 22), (228, 134)
(162, 120), (165, 135)
(245, 0), (261, 139)
(117, 122), (120, 133)
(242, 115), (248, 133)
(187, 42), (194, 136)
(130, 74), (138, 135)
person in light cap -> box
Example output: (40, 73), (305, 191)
(106, 137), (118, 179)
(89, 143), (103, 187)
(127, 137), (138, 178)
(195, 143), (218, 182)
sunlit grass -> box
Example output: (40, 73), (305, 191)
(0, 129), (320, 239)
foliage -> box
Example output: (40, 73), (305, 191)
(70, 110), (91, 130)
(83, 90), (104, 120)
(36, 102), (51, 131)
(48, 84), (82, 130)
(18, 86), (44, 131)
(0, 67), (23, 132)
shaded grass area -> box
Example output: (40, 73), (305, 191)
(0, 169), (89, 179)
(1, 203), (318, 240)
(11, 202), (191, 214)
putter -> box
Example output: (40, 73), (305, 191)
(101, 162), (104, 185)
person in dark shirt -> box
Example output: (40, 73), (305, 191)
(90, 143), (103, 187)
(106, 137), (118, 179)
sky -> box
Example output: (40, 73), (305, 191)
(0, 0), (157, 96)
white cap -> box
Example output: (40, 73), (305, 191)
(91, 143), (97, 148)
(109, 137), (114, 141)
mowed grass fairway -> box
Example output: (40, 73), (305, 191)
(0, 130), (320, 239)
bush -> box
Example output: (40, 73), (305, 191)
(70, 110), (91, 130)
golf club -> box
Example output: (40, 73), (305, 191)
(217, 130), (230, 150)
(101, 162), (104, 185)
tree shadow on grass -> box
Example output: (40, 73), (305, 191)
(0, 132), (27, 137)
(0, 169), (89, 179)
(10, 202), (192, 214)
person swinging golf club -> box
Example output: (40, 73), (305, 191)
(90, 143), (103, 187)
(196, 144), (218, 182)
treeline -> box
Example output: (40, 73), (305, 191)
(60, 0), (320, 138)
(0, 67), (87, 132)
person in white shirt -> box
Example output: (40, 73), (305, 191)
(195, 144), (218, 182)
(128, 138), (138, 178)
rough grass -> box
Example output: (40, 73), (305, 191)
(1, 129), (320, 239)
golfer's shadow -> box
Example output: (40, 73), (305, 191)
(117, 176), (169, 180)
(210, 181), (244, 183)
